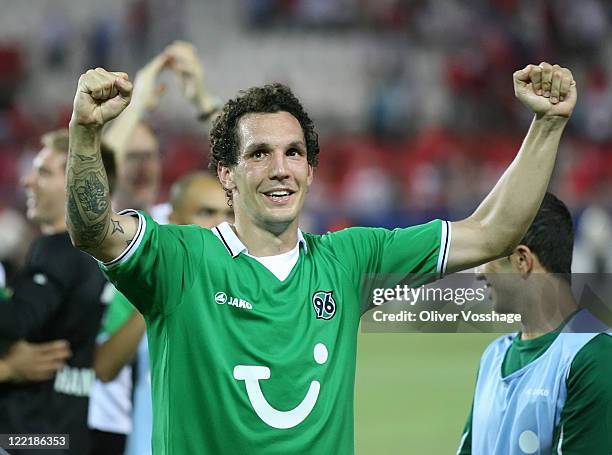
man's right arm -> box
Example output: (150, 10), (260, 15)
(67, 68), (138, 262)
(95, 311), (145, 382)
(102, 53), (168, 157)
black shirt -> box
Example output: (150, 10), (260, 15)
(0, 232), (106, 454)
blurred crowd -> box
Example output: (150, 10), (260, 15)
(0, 0), (610, 264)
(0, 2), (610, 454)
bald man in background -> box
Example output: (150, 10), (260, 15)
(168, 171), (233, 227)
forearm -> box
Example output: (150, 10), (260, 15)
(103, 54), (167, 155)
(469, 115), (568, 254)
(95, 311), (146, 382)
(66, 124), (112, 252)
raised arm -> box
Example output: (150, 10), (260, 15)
(102, 54), (168, 156)
(447, 63), (577, 273)
(165, 40), (222, 121)
(67, 68), (138, 261)
(103, 41), (219, 157)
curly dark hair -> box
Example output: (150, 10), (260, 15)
(209, 83), (319, 171)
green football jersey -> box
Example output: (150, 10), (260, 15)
(102, 210), (449, 454)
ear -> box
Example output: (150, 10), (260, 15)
(217, 162), (236, 193)
(512, 245), (535, 277)
(306, 164), (314, 187)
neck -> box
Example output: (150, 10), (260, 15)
(233, 216), (299, 257)
(519, 276), (577, 340)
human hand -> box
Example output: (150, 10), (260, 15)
(164, 40), (221, 119)
(132, 53), (170, 112)
(71, 68), (133, 127)
(514, 63), (577, 118)
(5, 339), (71, 382)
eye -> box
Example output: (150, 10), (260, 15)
(286, 147), (304, 157)
(251, 149), (267, 160)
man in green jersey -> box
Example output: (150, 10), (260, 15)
(457, 193), (612, 454)
(66, 62), (576, 453)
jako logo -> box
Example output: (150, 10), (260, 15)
(214, 291), (253, 310)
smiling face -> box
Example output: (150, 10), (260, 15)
(219, 111), (313, 233)
(22, 147), (67, 232)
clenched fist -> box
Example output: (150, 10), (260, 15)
(71, 68), (133, 127)
(514, 63), (577, 118)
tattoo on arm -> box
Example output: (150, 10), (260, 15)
(66, 150), (112, 250)
(76, 154), (95, 162)
(111, 219), (125, 235)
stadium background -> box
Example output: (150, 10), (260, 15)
(0, 0), (610, 452)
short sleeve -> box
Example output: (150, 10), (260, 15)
(100, 210), (206, 316)
(324, 220), (448, 275)
(379, 220), (449, 276)
(322, 220), (449, 311)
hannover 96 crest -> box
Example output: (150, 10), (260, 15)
(312, 291), (337, 320)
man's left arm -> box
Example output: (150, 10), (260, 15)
(552, 334), (612, 454)
(447, 63), (577, 273)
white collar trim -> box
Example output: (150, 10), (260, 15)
(212, 222), (308, 258)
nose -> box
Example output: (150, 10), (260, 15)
(268, 150), (290, 181)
